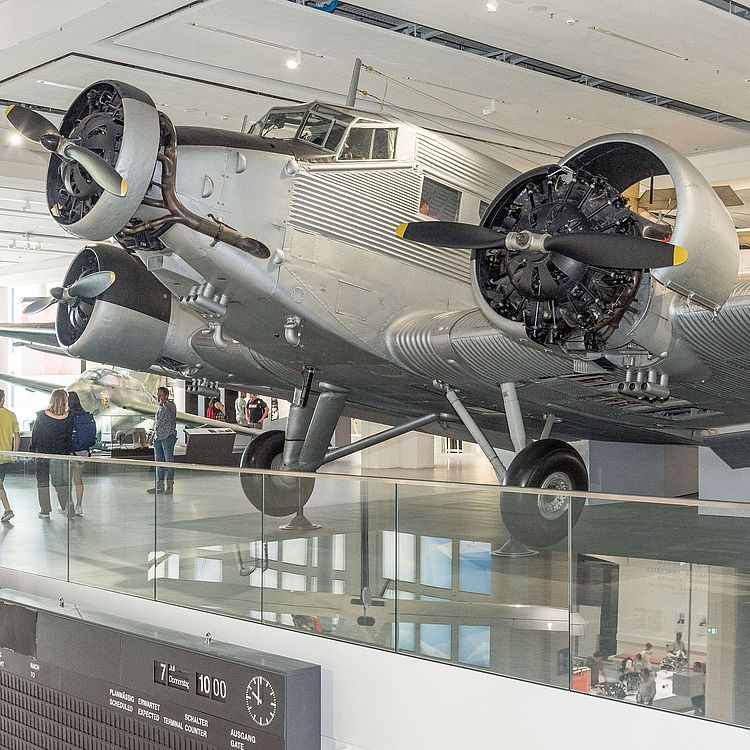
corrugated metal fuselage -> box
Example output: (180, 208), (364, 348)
(138, 131), (745, 449)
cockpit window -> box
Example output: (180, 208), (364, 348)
(298, 112), (350, 151)
(251, 110), (306, 139)
(98, 372), (124, 388)
(299, 113), (331, 146)
(340, 127), (397, 160)
(251, 107), (352, 152)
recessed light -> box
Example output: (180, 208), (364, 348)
(486, 0), (499, 11)
(8, 132), (23, 146)
(287, 50), (302, 70)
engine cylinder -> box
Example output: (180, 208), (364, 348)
(472, 165), (642, 352)
(47, 80), (160, 242)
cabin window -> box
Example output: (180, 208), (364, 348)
(420, 178), (461, 222)
(340, 127), (397, 160)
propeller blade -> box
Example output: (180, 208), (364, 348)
(63, 145), (128, 197)
(23, 297), (57, 315)
(68, 271), (116, 299)
(396, 221), (505, 249)
(544, 233), (687, 270)
(5, 104), (59, 142)
(49, 286), (65, 301)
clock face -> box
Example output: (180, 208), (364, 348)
(245, 675), (277, 727)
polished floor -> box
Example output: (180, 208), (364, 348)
(0, 456), (748, 726)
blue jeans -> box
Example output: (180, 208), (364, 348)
(153, 433), (177, 482)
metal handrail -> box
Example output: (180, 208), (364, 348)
(1, 449), (747, 510)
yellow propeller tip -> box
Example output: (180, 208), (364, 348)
(673, 245), (688, 266)
(4, 104), (15, 117)
(395, 223), (407, 238)
(120, 179), (128, 197)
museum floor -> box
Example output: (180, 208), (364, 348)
(0, 455), (748, 727)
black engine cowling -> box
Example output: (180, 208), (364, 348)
(57, 245), (172, 369)
(473, 166), (642, 353)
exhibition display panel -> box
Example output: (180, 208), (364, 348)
(0, 452), (747, 730)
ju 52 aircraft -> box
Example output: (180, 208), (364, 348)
(2, 78), (745, 547)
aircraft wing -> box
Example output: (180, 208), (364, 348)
(0, 323), (61, 351)
(0, 371), (262, 437)
(116, 399), (263, 437)
(0, 371), (61, 395)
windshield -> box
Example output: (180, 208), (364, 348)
(250, 107), (352, 152)
(250, 109), (307, 139)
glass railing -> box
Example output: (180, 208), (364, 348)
(0, 450), (748, 729)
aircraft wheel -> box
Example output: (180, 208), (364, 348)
(239, 430), (315, 517)
(500, 439), (587, 548)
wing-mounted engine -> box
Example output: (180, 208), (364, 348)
(47, 81), (161, 241)
(471, 134), (739, 362)
(56, 245), (172, 369)
(560, 134), (739, 311)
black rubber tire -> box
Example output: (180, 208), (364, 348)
(240, 431), (315, 517)
(500, 439), (587, 548)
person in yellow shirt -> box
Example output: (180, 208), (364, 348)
(0, 388), (20, 523)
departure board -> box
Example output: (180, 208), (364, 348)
(0, 591), (320, 750)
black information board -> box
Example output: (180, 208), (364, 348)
(0, 590), (320, 750)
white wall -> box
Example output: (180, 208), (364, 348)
(610, 558), (708, 657)
(699, 447), (750, 506)
(586, 442), (698, 498)
(1, 569), (747, 750)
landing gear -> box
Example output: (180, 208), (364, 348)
(501, 439), (587, 548)
(437, 380), (587, 550)
(239, 431), (315, 517)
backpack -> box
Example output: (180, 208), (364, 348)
(72, 411), (97, 451)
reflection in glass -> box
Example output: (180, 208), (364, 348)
(420, 624), (451, 660)
(420, 536), (452, 589)
(3, 451), (750, 730)
(459, 625), (491, 668)
(459, 540), (492, 594)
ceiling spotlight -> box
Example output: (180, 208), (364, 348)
(486, 0), (499, 10)
(286, 50), (302, 70)
(8, 132), (23, 146)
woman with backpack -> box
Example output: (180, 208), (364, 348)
(68, 391), (96, 516)
(30, 389), (74, 519)
(206, 396), (226, 421)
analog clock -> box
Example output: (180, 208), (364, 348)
(245, 675), (277, 727)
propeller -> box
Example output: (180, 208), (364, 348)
(5, 104), (128, 197)
(23, 271), (116, 316)
(537, 232), (686, 270)
(396, 220), (504, 249)
(396, 221), (687, 269)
